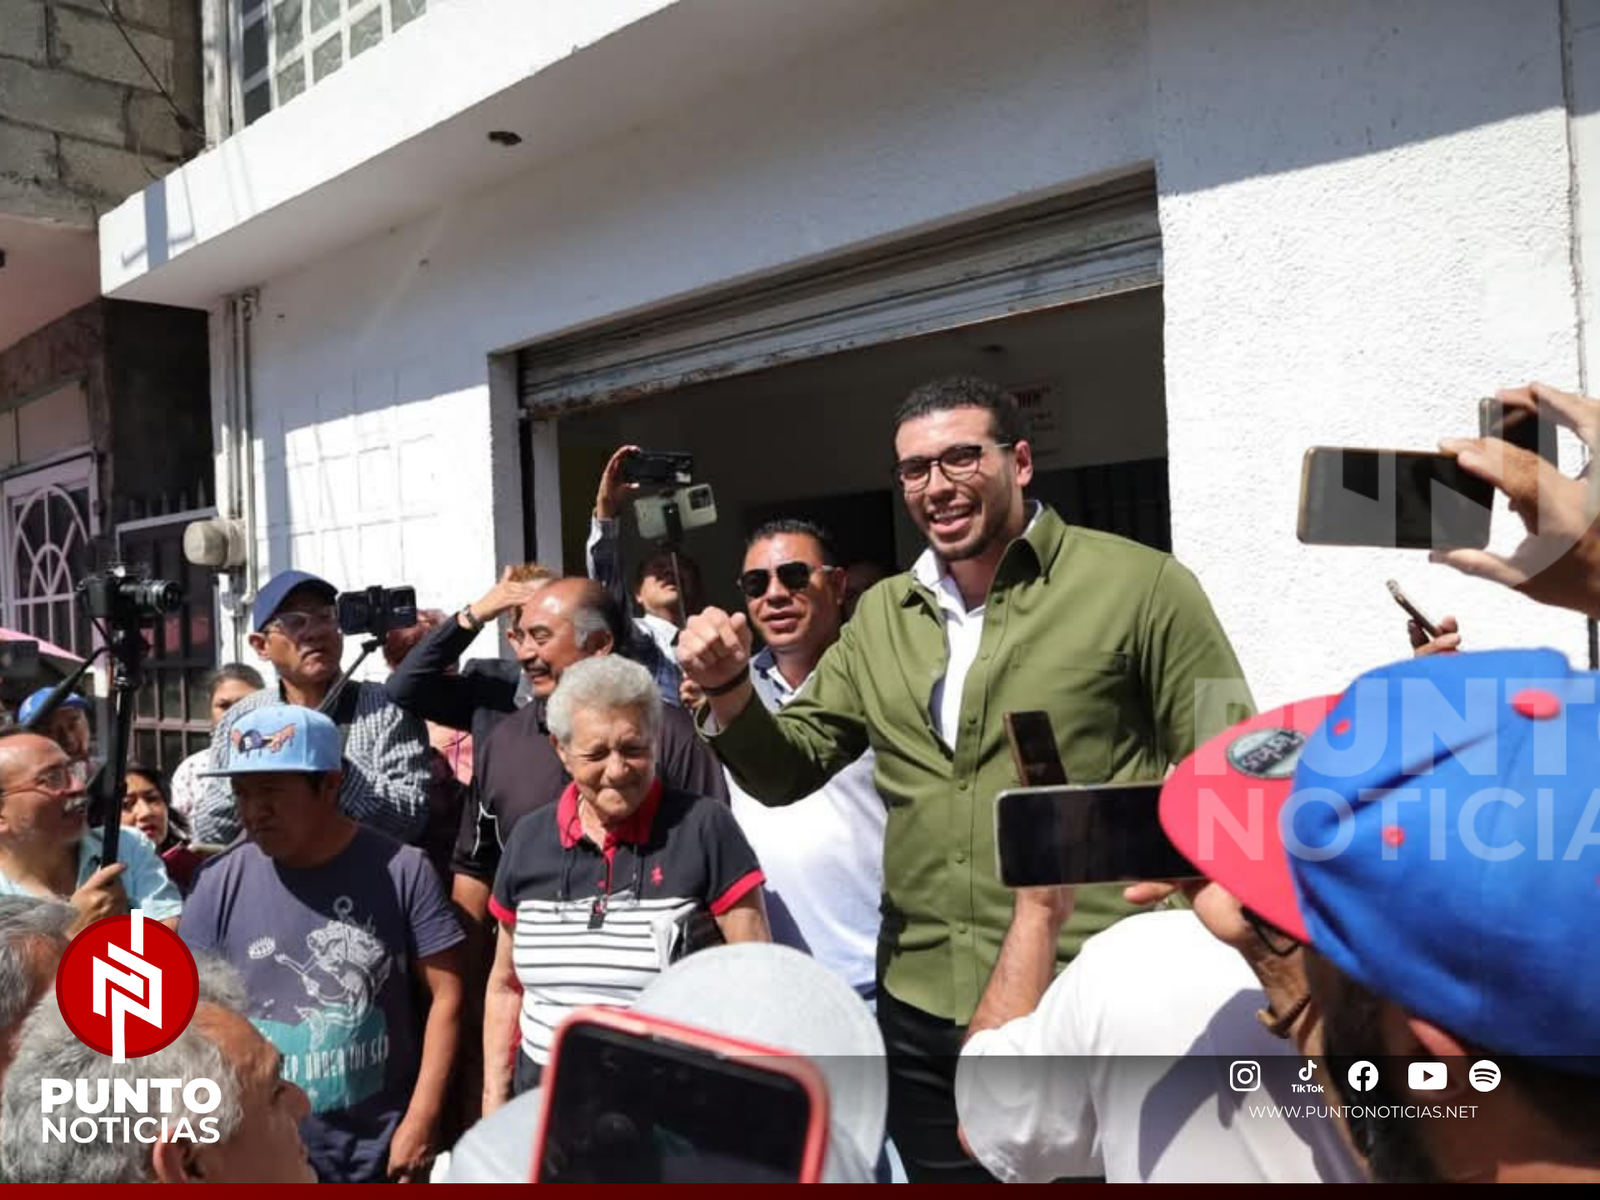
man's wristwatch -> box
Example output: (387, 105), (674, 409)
(459, 604), (485, 633)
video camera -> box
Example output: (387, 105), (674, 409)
(336, 585), (419, 639)
(79, 567), (183, 623)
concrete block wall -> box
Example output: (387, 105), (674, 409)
(0, 0), (202, 225)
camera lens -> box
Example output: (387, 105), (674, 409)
(137, 580), (184, 614)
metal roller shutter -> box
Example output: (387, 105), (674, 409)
(517, 171), (1159, 412)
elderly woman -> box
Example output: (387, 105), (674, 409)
(482, 655), (768, 1109)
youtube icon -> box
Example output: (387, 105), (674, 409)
(1408, 1062), (1448, 1091)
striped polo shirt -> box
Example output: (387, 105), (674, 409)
(489, 780), (763, 1066)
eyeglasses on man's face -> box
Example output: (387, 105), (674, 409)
(737, 561), (830, 600)
(892, 441), (1014, 491)
(267, 607), (338, 640)
(0, 760), (89, 800)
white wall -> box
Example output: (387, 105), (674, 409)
(1152, 0), (1587, 707)
(227, 0), (1153, 663)
(229, 0), (1587, 703)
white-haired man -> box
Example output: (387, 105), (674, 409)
(0, 956), (315, 1184)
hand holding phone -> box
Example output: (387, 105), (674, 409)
(995, 783), (1201, 888)
(1385, 579), (1439, 639)
(1480, 396), (1559, 468)
(1297, 447), (1494, 550)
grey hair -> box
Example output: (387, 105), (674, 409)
(1, 956), (249, 1184)
(546, 655), (663, 747)
(0, 896), (74, 1036)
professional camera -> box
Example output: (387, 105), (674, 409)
(79, 566), (184, 624)
(336, 585), (419, 638)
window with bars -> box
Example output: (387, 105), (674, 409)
(238, 0), (428, 126)
(117, 520), (224, 777)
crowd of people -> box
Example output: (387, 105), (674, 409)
(0, 376), (1597, 1183)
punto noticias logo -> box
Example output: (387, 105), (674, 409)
(42, 909), (221, 1146)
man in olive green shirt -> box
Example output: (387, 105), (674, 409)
(678, 376), (1253, 1182)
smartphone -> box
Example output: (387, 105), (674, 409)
(1385, 578), (1440, 640)
(620, 450), (695, 487)
(1297, 447), (1493, 550)
(1004, 711), (1068, 787)
(1480, 397), (1558, 468)
(995, 783), (1200, 887)
(531, 1008), (830, 1184)
(335, 586), (418, 638)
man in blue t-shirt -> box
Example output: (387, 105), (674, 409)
(180, 704), (464, 1183)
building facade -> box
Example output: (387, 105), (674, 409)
(99, 0), (1600, 708)
(0, 0), (216, 767)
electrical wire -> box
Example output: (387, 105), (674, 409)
(94, 0), (197, 135)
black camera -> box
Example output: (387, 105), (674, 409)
(79, 567), (183, 624)
(620, 450), (694, 487)
(337, 585), (418, 638)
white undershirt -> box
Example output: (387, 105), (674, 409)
(910, 503), (1042, 750)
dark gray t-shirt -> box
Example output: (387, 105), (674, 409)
(180, 827), (463, 1183)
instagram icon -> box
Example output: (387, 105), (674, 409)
(1229, 1060), (1261, 1092)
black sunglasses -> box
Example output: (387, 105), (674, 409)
(737, 561), (829, 599)
(1241, 906), (1301, 958)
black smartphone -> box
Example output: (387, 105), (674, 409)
(1297, 447), (1493, 550)
(1385, 578), (1440, 640)
(1004, 711), (1068, 787)
(995, 783), (1200, 887)
(620, 450), (695, 487)
(532, 1012), (827, 1183)
(1480, 397), (1558, 468)
(336, 585), (418, 637)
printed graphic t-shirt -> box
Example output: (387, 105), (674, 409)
(180, 827), (463, 1182)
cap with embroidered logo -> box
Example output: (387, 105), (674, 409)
(197, 703), (342, 776)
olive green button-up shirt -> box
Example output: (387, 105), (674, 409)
(707, 505), (1254, 1023)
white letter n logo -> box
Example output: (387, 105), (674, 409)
(92, 910), (162, 1063)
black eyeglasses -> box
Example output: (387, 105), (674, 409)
(892, 442), (1014, 491)
(1242, 907), (1301, 957)
(737, 562), (829, 599)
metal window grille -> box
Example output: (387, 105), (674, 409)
(116, 513), (223, 775)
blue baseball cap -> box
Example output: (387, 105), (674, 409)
(197, 703), (343, 777)
(1161, 648), (1600, 1071)
(18, 688), (89, 726)
(252, 569), (337, 632)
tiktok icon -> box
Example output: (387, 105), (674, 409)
(1293, 1058), (1324, 1094)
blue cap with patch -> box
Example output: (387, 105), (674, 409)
(252, 569), (337, 632)
(198, 703), (342, 776)
(1162, 647), (1600, 1072)
(17, 688), (89, 726)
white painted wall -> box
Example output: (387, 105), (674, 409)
(223, 0), (1153, 665)
(1153, 0), (1588, 707)
(221, 0), (1588, 705)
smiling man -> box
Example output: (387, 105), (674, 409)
(678, 375), (1252, 1181)
(192, 570), (433, 847)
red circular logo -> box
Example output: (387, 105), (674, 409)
(54, 912), (199, 1060)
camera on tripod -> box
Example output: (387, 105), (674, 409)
(79, 566), (184, 624)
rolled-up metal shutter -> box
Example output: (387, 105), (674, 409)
(518, 171), (1159, 412)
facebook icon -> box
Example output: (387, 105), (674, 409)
(1346, 1060), (1380, 1093)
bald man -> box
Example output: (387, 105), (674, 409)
(0, 731), (180, 932)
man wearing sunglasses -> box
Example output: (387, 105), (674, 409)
(191, 570), (432, 849)
(0, 729), (181, 932)
(726, 519), (885, 1005)
(678, 375), (1251, 1181)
